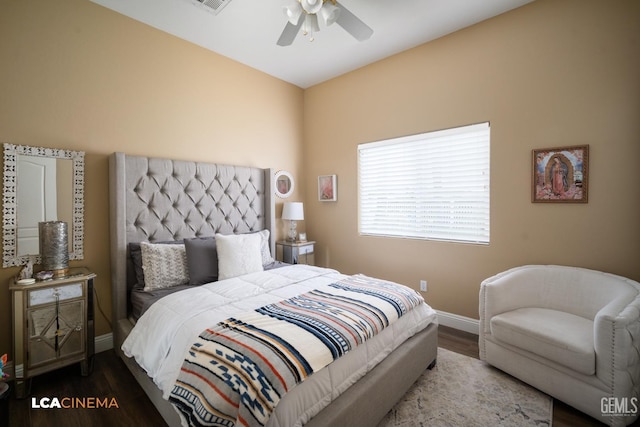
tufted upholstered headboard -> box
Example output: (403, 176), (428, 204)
(109, 152), (275, 351)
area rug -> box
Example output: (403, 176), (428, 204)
(378, 347), (553, 427)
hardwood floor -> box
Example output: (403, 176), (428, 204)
(3, 326), (626, 426)
(6, 350), (166, 427)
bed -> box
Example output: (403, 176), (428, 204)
(109, 152), (438, 427)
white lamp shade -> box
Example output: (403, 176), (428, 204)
(282, 202), (304, 221)
(283, 1), (302, 25)
(320, 3), (340, 26)
(302, 13), (320, 35)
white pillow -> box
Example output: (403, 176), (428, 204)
(140, 242), (189, 291)
(216, 233), (264, 280)
(255, 229), (275, 265)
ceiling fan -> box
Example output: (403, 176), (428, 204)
(277, 0), (373, 46)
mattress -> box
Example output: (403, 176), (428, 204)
(122, 265), (437, 427)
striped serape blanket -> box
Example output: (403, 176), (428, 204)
(169, 274), (424, 427)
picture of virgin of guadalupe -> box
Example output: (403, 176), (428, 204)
(533, 145), (587, 202)
(550, 156), (569, 196)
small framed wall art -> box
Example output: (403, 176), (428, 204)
(532, 145), (589, 203)
(318, 175), (337, 202)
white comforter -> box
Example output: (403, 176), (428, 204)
(122, 265), (436, 427)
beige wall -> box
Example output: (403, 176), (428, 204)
(303, 0), (640, 319)
(0, 0), (304, 352)
(1, 0), (638, 355)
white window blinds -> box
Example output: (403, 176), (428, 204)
(358, 122), (490, 244)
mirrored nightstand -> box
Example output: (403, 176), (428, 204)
(276, 240), (315, 265)
(10, 267), (95, 398)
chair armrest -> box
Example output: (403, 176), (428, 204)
(594, 293), (640, 393)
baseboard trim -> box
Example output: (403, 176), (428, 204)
(95, 333), (114, 353)
(436, 310), (479, 335)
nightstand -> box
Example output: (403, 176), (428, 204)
(276, 240), (315, 265)
(10, 267), (95, 398)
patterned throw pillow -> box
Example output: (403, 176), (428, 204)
(140, 242), (189, 291)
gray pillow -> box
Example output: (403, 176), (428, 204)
(129, 242), (146, 289)
(184, 237), (218, 285)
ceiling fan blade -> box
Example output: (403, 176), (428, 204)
(335, 2), (373, 41)
(277, 15), (304, 46)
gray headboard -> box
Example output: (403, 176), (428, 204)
(109, 152), (275, 346)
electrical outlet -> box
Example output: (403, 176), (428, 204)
(420, 280), (427, 292)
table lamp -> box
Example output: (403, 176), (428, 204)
(282, 202), (304, 241)
(39, 221), (69, 277)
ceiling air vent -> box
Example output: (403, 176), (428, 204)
(192, 0), (232, 15)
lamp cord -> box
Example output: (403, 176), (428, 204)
(93, 285), (112, 330)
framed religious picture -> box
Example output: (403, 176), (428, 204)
(532, 145), (589, 203)
(318, 175), (337, 202)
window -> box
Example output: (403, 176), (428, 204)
(358, 122), (490, 244)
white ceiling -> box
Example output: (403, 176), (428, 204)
(89, 0), (534, 88)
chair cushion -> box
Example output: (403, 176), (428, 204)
(490, 307), (595, 375)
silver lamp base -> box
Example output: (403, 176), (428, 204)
(39, 221), (69, 275)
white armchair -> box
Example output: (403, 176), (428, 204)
(479, 265), (640, 426)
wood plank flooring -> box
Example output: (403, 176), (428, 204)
(6, 349), (166, 427)
(4, 326), (621, 426)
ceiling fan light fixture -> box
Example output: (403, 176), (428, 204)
(277, 0), (372, 46)
(283, 1), (303, 25)
(302, 13), (320, 38)
(300, 0), (323, 14)
(319, 2), (340, 26)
